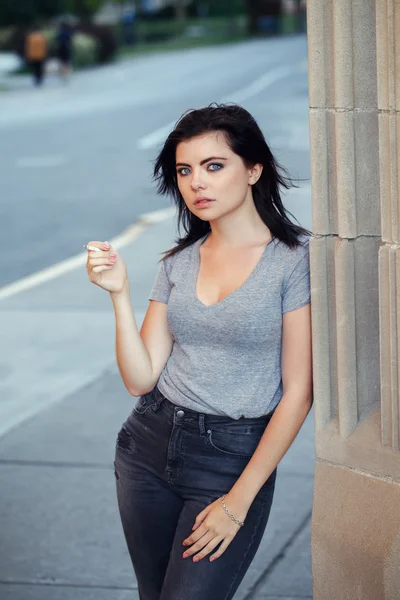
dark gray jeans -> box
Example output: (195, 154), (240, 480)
(114, 386), (277, 600)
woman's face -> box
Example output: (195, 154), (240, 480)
(175, 132), (262, 221)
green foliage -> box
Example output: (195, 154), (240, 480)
(0, 0), (105, 26)
(0, 0), (64, 26)
(63, 0), (103, 20)
(72, 32), (98, 66)
(198, 0), (245, 18)
(141, 0), (246, 20)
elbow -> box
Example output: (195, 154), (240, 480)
(126, 384), (155, 397)
(117, 364), (155, 398)
(304, 392), (313, 414)
(302, 388), (313, 408)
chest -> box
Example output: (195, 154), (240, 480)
(196, 246), (267, 307)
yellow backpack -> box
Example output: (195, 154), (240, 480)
(25, 32), (47, 61)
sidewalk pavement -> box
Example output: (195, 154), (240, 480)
(0, 213), (314, 600)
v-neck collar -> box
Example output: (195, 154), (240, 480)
(192, 234), (276, 310)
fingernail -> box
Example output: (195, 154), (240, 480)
(104, 242), (110, 249)
(182, 553), (187, 559)
(110, 253), (116, 258)
(193, 557), (199, 563)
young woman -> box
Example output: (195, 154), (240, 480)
(85, 104), (313, 600)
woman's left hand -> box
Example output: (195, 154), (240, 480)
(182, 494), (248, 563)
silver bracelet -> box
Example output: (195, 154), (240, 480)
(220, 496), (245, 527)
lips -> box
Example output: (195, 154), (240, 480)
(194, 197), (215, 205)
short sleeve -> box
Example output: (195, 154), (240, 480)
(282, 240), (311, 313)
(149, 259), (172, 304)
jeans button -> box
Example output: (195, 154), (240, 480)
(176, 410), (185, 418)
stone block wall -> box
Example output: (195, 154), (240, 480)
(307, 0), (400, 598)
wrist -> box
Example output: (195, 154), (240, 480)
(110, 279), (130, 302)
(220, 495), (245, 527)
(224, 489), (253, 519)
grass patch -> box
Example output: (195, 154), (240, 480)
(118, 32), (249, 58)
(117, 14), (303, 60)
(117, 15), (248, 58)
(135, 16), (247, 39)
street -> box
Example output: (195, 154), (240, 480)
(0, 35), (314, 600)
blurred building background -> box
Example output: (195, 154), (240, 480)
(0, 1), (307, 77)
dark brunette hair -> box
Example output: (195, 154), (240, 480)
(153, 103), (311, 260)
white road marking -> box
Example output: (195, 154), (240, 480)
(137, 64), (299, 150)
(223, 65), (295, 104)
(137, 121), (178, 151)
(0, 207), (176, 301)
(16, 155), (67, 168)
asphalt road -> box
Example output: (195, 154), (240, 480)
(0, 36), (310, 289)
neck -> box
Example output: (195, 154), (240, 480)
(206, 195), (271, 249)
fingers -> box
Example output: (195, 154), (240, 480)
(192, 506), (210, 530)
(86, 243), (117, 267)
(193, 537), (230, 562)
(85, 240), (118, 282)
(85, 241), (115, 266)
(182, 532), (215, 560)
(193, 536), (225, 563)
(87, 253), (116, 272)
(92, 265), (113, 273)
(86, 241), (112, 252)
(183, 524), (208, 547)
(209, 537), (232, 562)
(89, 254), (115, 263)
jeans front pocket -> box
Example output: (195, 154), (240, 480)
(206, 426), (266, 460)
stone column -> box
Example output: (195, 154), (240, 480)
(307, 0), (400, 597)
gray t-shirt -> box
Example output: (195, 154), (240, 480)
(149, 234), (311, 419)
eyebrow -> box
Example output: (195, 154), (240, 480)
(176, 156), (228, 167)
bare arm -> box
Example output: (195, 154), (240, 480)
(227, 303), (313, 516)
(85, 242), (173, 396)
(111, 285), (173, 396)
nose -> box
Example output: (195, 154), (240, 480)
(190, 169), (206, 191)
(191, 182), (205, 191)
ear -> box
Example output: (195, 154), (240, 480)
(248, 163), (263, 185)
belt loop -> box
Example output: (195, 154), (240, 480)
(153, 386), (164, 409)
(199, 414), (205, 435)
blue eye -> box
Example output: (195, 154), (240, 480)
(208, 163), (223, 171)
(177, 167), (190, 176)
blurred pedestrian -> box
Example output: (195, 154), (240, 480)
(120, 2), (137, 45)
(56, 21), (74, 81)
(24, 25), (48, 87)
(85, 103), (313, 600)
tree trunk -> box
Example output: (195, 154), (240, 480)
(245, 0), (283, 34)
(245, 0), (260, 35)
(175, 0), (187, 21)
